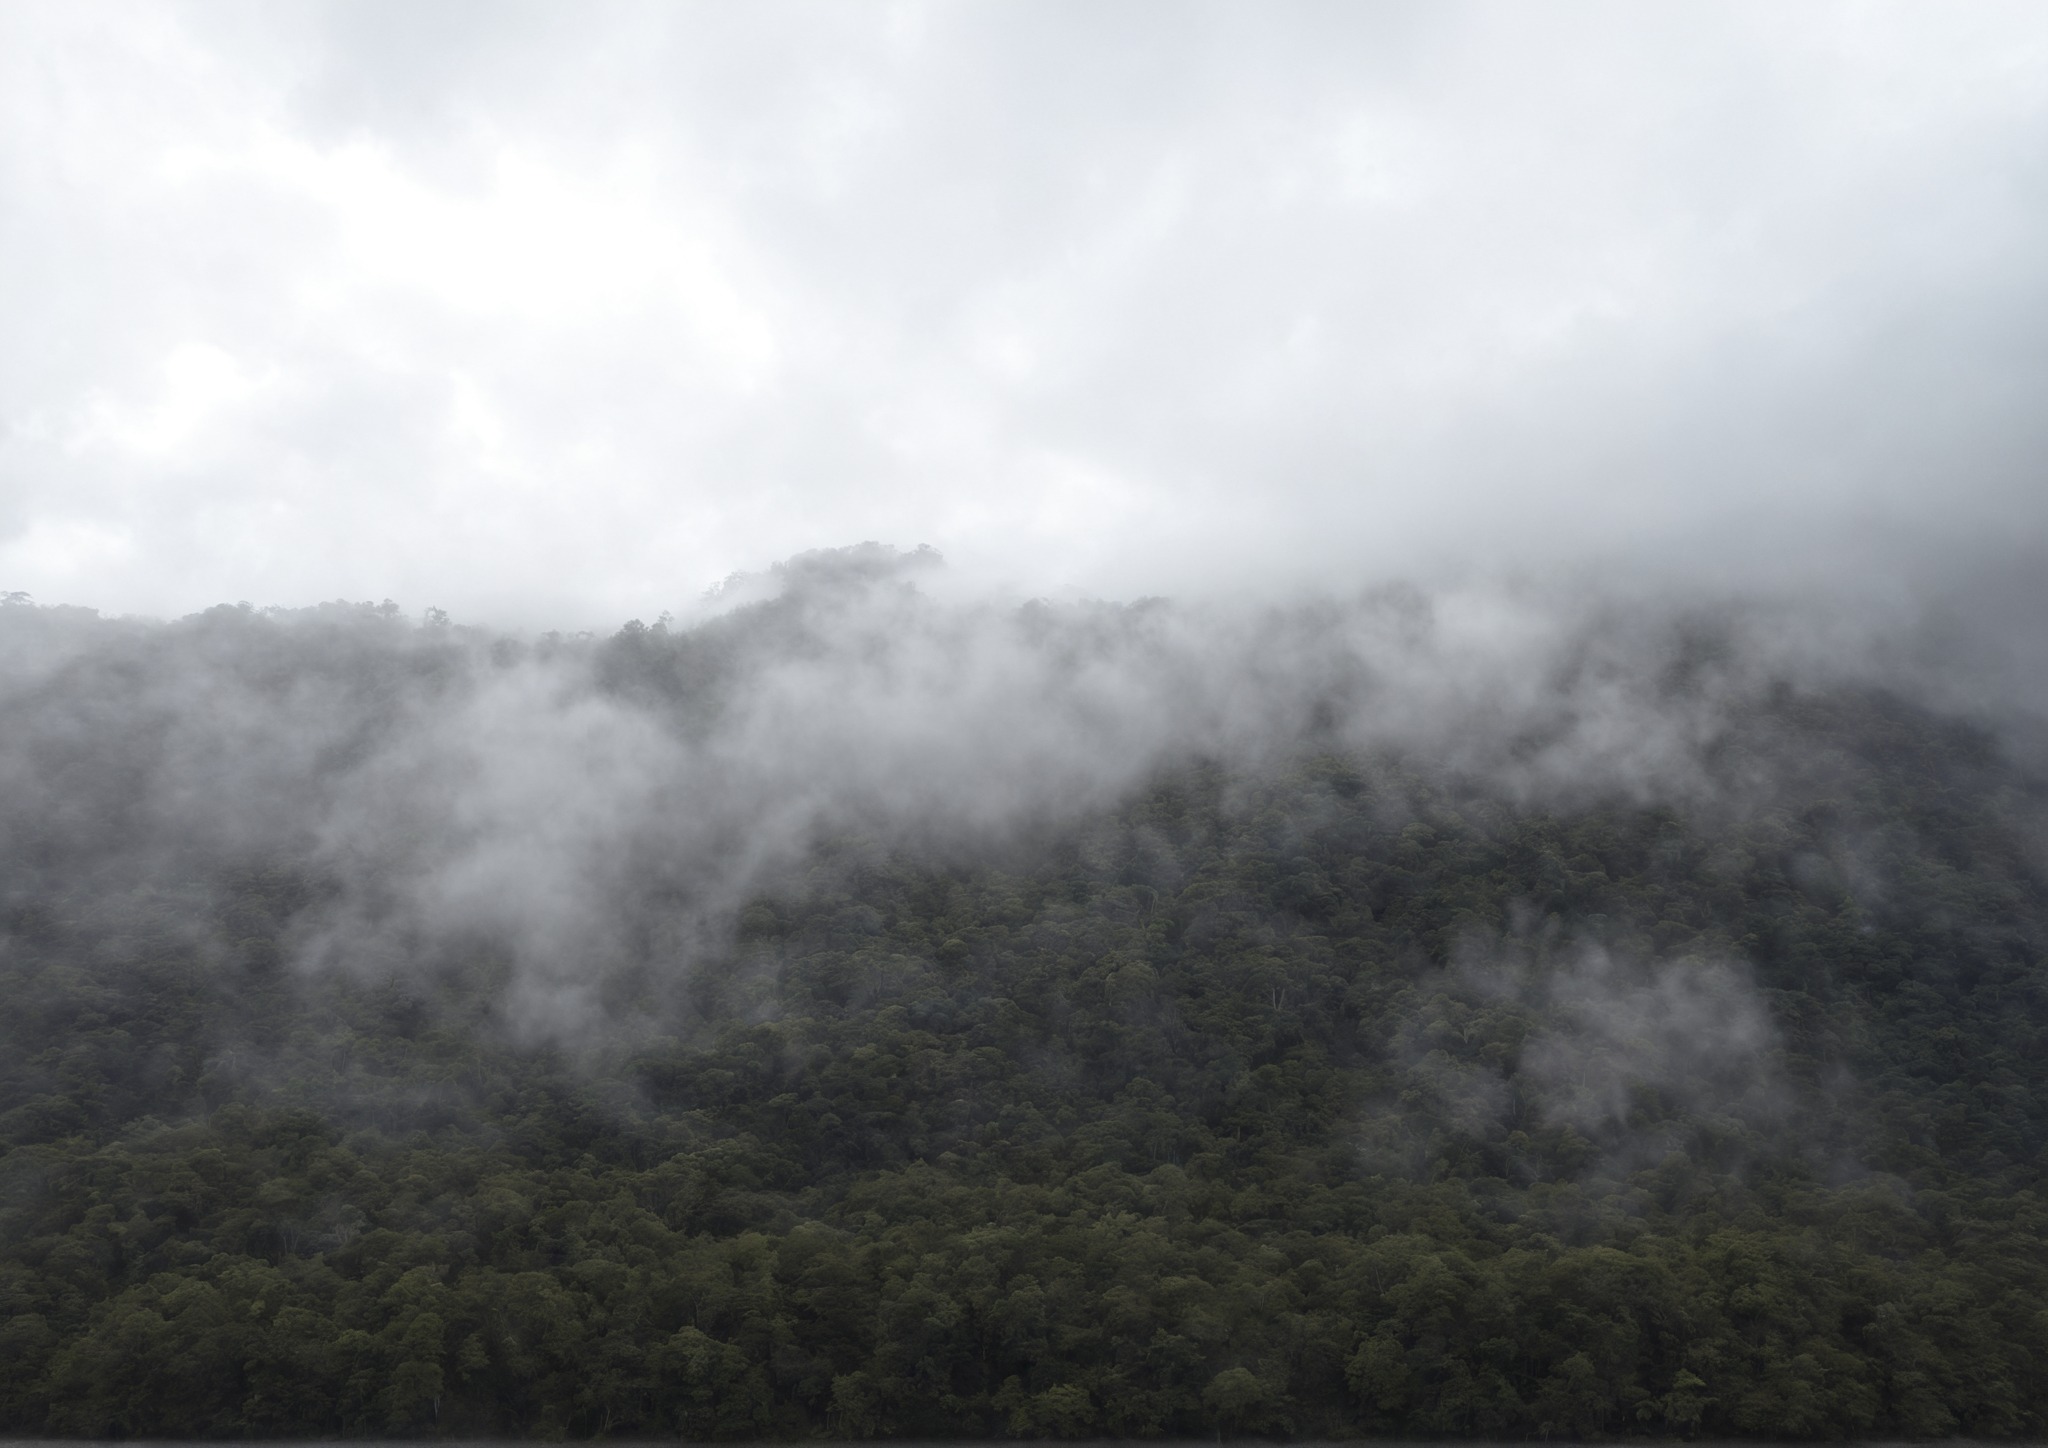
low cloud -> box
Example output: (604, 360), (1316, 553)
(0, 548), (2035, 1045)
(1519, 950), (1781, 1139)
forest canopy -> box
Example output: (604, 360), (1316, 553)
(1, 557), (2046, 1439)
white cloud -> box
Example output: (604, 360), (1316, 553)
(1, 1), (2045, 625)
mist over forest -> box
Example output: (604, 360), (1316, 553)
(8, 1), (2048, 1438)
(4, 546), (2048, 1437)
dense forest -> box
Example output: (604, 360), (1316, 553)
(2, 557), (2047, 1439)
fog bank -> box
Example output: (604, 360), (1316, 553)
(4, 547), (2038, 1038)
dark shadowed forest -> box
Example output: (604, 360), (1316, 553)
(3, 554), (2047, 1439)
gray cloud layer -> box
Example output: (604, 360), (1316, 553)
(4, 2), (2047, 623)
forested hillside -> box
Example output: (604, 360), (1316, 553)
(3, 569), (2047, 1439)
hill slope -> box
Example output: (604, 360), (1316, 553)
(2, 582), (2047, 1438)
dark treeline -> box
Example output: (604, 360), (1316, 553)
(2, 577), (2047, 1439)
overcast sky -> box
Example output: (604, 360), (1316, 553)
(3, 1), (2046, 626)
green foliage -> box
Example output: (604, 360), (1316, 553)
(2, 675), (2047, 1437)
